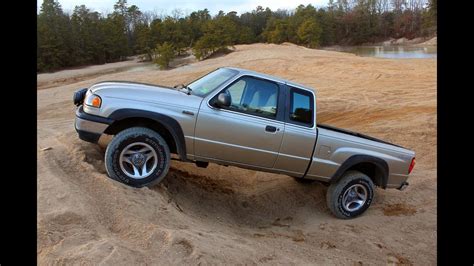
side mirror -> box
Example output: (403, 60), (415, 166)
(214, 92), (231, 108)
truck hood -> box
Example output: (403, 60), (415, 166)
(88, 81), (203, 108)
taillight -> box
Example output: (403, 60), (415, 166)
(408, 157), (416, 174)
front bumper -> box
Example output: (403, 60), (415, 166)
(75, 106), (114, 143)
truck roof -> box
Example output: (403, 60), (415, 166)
(222, 67), (316, 93)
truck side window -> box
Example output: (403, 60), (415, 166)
(224, 76), (279, 118)
(289, 87), (313, 126)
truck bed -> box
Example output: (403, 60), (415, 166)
(317, 124), (405, 149)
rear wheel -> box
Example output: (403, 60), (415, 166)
(105, 127), (170, 187)
(326, 171), (374, 219)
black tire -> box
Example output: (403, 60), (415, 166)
(105, 127), (170, 187)
(292, 176), (316, 184)
(326, 171), (374, 219)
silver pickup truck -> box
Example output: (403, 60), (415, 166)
(73, 67), (415, 218)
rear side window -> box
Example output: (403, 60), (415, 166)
(289, 87), (314, 127)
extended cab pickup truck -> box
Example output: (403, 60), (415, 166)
(73, 67), (415, 219)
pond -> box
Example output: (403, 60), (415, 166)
(325, 45), (437, 59)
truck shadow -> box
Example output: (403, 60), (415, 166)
(76, 139), (335, 227)
(154, 163), (333, 227)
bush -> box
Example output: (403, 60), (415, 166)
(192, 41), (233, 61)
(154, 42), (175, 69)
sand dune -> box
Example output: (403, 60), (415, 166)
(37, 43), (436, 264)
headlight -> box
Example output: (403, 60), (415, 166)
(84, 90), (102, 108)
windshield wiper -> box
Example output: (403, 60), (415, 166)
(173, 84), (193, 95)
(184, 85), (192, 95)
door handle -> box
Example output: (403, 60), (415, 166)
(265, 125), (277, 132)
(182, 110), (194, 116)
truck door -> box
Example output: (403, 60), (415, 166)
(194, 76), (285, 168)
(273, 85), (317, 176)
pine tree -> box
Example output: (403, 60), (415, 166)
(37, 0), (72, 71)
(154, 42), (175, 69)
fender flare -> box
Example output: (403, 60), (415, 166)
(330, 154), (389, 188)
(107, 109), (187, 161)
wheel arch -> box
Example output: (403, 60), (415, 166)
(330, 155), (389, 189)
(104, 109), (187, 161)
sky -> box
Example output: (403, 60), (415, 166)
(37, 0), (330, 16)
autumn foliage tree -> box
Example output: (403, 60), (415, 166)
(297, 19), (323, 48)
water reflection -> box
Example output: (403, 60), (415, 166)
(325, 45), (437, 59)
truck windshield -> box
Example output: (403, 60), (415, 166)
(187, 68), (238, 97)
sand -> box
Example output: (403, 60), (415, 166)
(37, 56), (150, 90)
(37, 43), (437, 264)
(415, 36), (437, 46)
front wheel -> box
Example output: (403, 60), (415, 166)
(326, 171), (374, 219)
(105, 127), (170, 187)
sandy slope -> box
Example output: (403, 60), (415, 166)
(37, 57), (151, 90)
(37, 43), (437, 264)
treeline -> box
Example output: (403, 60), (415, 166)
(37, 0), (436, 72)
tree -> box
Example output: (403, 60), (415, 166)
(192, 13), (238, 60)
(149, 18), (163, 47)
(37, 0), (72, 71)
(151, 16), (192, 55)
(297, 19), (322, 47)
(38, 0), (436, 72)
(110, 0), (131, 57)
(192, 35), (216, 60)
(154, 42), (175, 69)
(70, 5), (106, 65)
(188, 9), (211, 44)
(421, 0), (436, 35)
(287, 4), (317, 43)
(239, 27), (257, 44)
(263, 18), (289, 44)
(127, 5), (143, 51)
(134, 22), (153, 60)
(317, 8), (336, 45)
(103, 13), (129, 61)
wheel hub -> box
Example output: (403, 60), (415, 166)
(131, 153), (146, 166)
(342, 184), (368, 212)
(119, 142), (158, 179)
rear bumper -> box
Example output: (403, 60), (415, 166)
(74, 106), (114, 143)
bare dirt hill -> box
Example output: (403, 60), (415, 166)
(37, 43), (437, 264)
